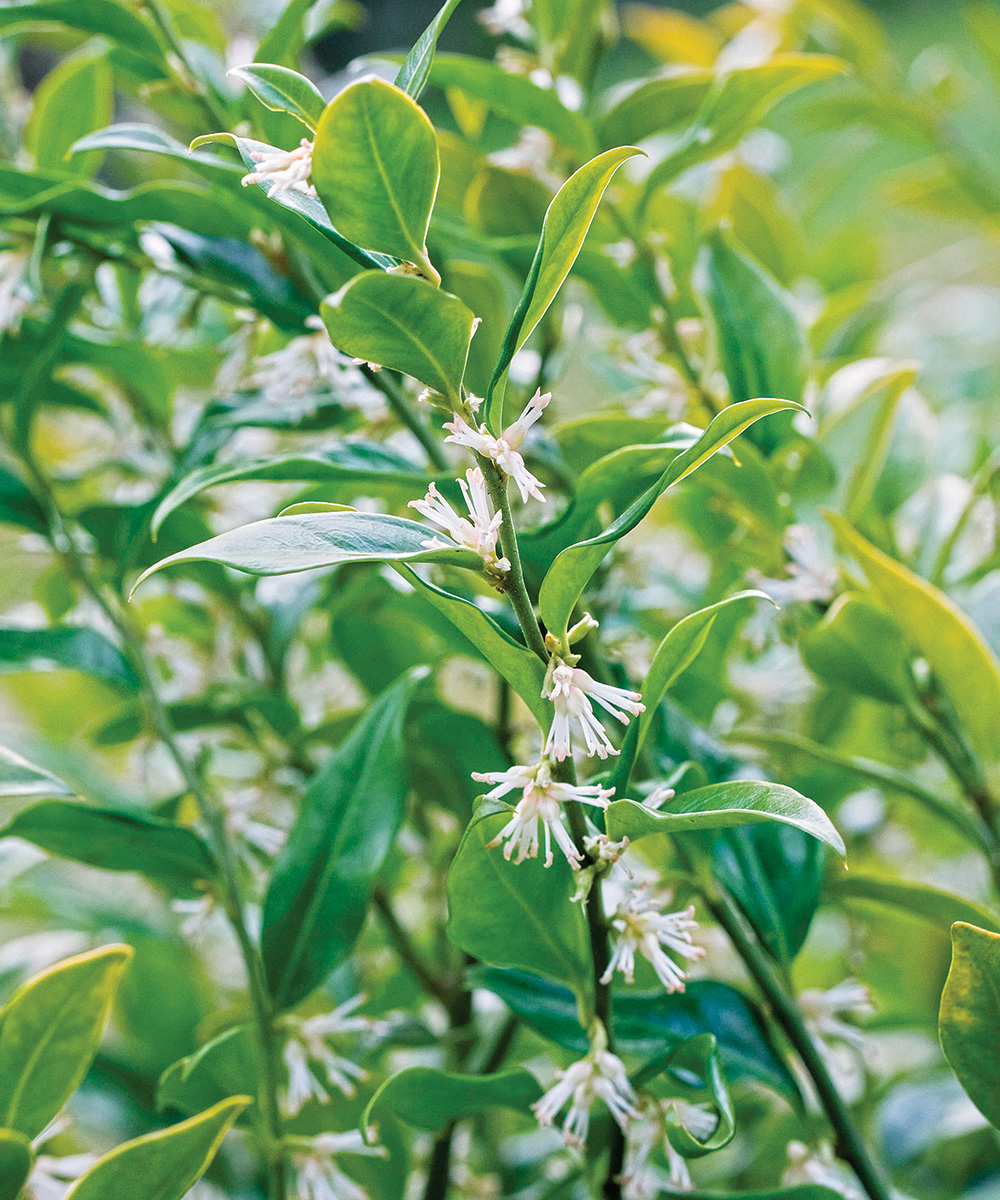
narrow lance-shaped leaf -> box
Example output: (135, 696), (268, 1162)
(605, 781), (845, 857)
(229, 63), (326, 131)
(3, 801), (217, 897)
(132, 511), (484, 594)
(485, 146), (643, 432)
(64, 1098), (250, 1200)
(0, 744), (74, 799)
(261, 669), (424, 1008)
(939, 922), (1000, 1129)
(312, 78), (441, 282)
(0, 945), (133, 1139)
(394, 0), (464, 99)
(610, 590), (771, 793)
(321, 272), (475, 406)
(539, 398), (804, 640)
(827, 512), (1000, 764)
(363, 1066), (542, 1137)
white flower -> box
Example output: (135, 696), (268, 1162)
(799, 979), (874, 1055)
(171, 894), (217, 940)
(292, 1131), (386, 1200)
(225, 790), (286, 857)
(602, 887), (705, 993)
(477, 0), (532, 38)
(242, 139), (316, 197)
(622, 1099), (716, 1198)
(782, 1141), (862, 1199)
(544, 663), (644, 761)
(408, 469), (511, 576)
(282, 997), (374, 1116)
(473, 760), (612, 869)
(0, 250), (31, 336)
(533, 1043), (638, 1146)
(443, 388), (550, 504)
(26, 1152), (96, 1200)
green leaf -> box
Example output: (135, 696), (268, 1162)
(471, 968), (801, 1101)
(261, 669), (423, 1008)
(150, 442), (435, 537)
(610, 590), (771, 793)
(312, 78), (440, 280)
(394, 0), (464, 99)
(639, 55), (844, 205)
(605, 781), (845, 856)
(447, 805), (593, 1007)
(827, 512), (1000, 764)
(680, 1190), (845, 1200)
(157, 1026), (259, 1119)
(396, 566), (549, 727)
(64, 1097), (250, 1200)
(320, 272), (475, 405)
(538, 398), (803, 640)
(24, 51), (113, 176)
(132, 511), (483, 593)
(485, 146), (642, 431)
(638, 1034), (735, 1158)
(0, 626), (137, 690)
(713, 824), (824, 964)
(0, 745), (74, 799)
(0, 1), (166, 71)
(595, 67), (714, 148)
(229, 63), (326, 131)
(421, 54), (595, 157)
(0, 465), (47, 534)
(363, 1067), (541, 1135)
(833, 876), (1000, 934)
(697, 229), (807, 412)
(801, 593), (919, 706)
(940, 922), (1000, 1129)
(0, 944), (132, 1138)
(0, 1128), (33, 1200)
(3, 801), (217, 897)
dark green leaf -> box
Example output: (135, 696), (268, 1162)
(157, 1026), (259, 1119)
(801, 593), (918, 705)
(261, 669), (423, 1008)
(833, 876), (1000, 934)
(0, 1), (166, 70)
(229, 63), (326, 131)
(25, 52), (113, 175)
(0, 1128), (32, 1200)
(363, 1066), (541, 1134)
(0, 626), (137, 690)
(638, 1034), (735, 1158)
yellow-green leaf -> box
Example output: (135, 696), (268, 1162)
(940, 922), (1000, 1129)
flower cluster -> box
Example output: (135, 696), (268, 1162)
(291, 1131), (386, 1200)
(409, 468), (510, 582)
(241, 139), (316, 197)
(282, 995), (375, 1117)
(602, 885), (705, 993)
(622, 1098), (719, 1198)
(544, 660), (644, 761)
(533, 1027), (638, 1147)
(444, 388), (549, 503)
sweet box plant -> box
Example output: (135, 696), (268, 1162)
(1, 0), (1000, 1198)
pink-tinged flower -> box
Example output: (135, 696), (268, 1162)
(602, 887), (705, 993)
(533, 1044), (639, 1146)
(443, 388), (550, 503)
(408, 469), (510, 577)
(242, 139), (316, 197)
(472, 760), (612, 869)
(544, 663), (644, 761)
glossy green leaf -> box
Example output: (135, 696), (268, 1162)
(363, 1066), (541, 1135)
(485, 146), (642, 431)
(610, 590), (771, 793)
(132, 511), (483, 593)
(0, 1128), (32, 1200)
(447, 804), (592, 1007)
(25, 52), (113, 176)
(151, 442), (434, 536)
(940, 922), (1000, 1129)
(394, 0), (464, 99)
(312, 78), (440, 280)
(639, 55), (844, 205)
(64, 1097), (250, 1200)
(538, 398), (803, 640)
(596, 67), (714, 148)
(3, 801), (217, 896)
(698, 229), (807, 411)
(422, 54), (595, 157)
(0, 745), (74, 799)
(605, 781), (845, 856)
(261, 669), (423, 1008)
(396, 567), (549, 726)
(0, 626), (137, 690)
(827, 513), (1000, 763)
(833, 876), (1000, 934)
(470, 968), (800, 1101)
(637, 1034), (735, 1158)
(0, 944), (132, 1138)
(801, 592), (919, 705)
(0, 1), (166, 70)
(229, 63), (326, 130)
(157, 1026), (259, 1119)
(320, 272), (475, 405)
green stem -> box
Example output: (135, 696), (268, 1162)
(143, 0), (231, 130)
(365, 367), (449, 471)
(479, 456), (549, 661)
(373, 889), (452, 1007)
(702, 882), (892, 1200)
